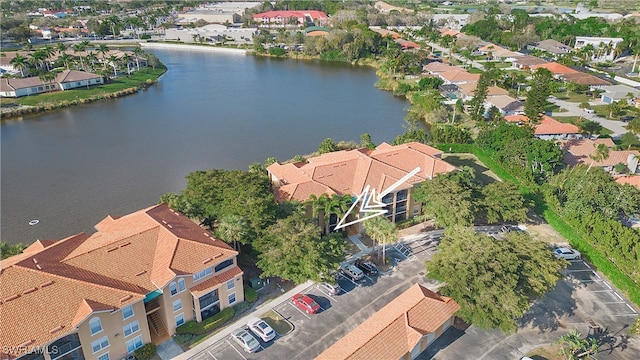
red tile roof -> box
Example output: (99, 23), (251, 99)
(253, 10), (328, 20)
(530, 62), (578, 74)
(505, 114), (580, 135)
(560, 138), (639, 167)
(615, 175), (640, 189)
(316, 284), (460, 360)
(0, 204), (237, 357)
(267, 142), (457, 203)
(438, 69), (480, 83)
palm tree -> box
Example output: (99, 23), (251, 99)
(363, 216), (397, 262)
(553, 330), (599, 360)
(97, 43), (110, 64)
(309, 194), (351, 233)
(132, 47), (144, 71)
(72, 43), (86, 70)
(121, 53), (133, 75)
(56, 42), (67, 55)
(38, 71), (57, 91)
(215, 215), (248, 252)
(58, 53), (73, 70)
(588, 143), (610, 172)
(85, 51), (98, 72)
(28, 50), (47, 73)
(107, 54), (120, 77)
(41, 45), (55, 70)
(10, 54), (28, 77)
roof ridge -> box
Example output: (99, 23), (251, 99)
(62, 225), (161, 262)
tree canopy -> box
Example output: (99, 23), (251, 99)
(426, 227), (565, 333)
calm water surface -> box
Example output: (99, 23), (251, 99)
(1, 49), (408, 245)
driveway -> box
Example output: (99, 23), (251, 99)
(549, 98), (631, 137)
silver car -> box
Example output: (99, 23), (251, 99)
(231, 328), (261, 353)
(320, 282), (342, 295)
(342, 264), (364, 281)
(247, 317), (276, 342)
(554, 247), (581, 260)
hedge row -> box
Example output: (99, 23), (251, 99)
(133, 343), (156, 360)
(175, 307), (234, 335)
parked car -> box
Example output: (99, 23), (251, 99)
(355, 259), (378, 276)
(620, 115), (635, 122)
(292, 293), (320, 314)
(584, 108), (595, 114)
(554, 247), (581, 260)
(320, 282), (342, 295)
(231, 328), (261, 353)
(247, 317), (276, 342)
(341, 264), (364, 281)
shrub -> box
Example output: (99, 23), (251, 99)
(244, 286), (257, 303)
(232, 301), (251, 314)
(133, 343), (156, 360)
(175, 307), (234, 335)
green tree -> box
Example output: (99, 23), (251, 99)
(481, 181), (529, 224)
(426, 227), (565, 333)
(359, 133), (375, 150)
(318, 138), (337, 154)
(255, 212), (345, 284)
(579, 119), (603, 135)
(9, 54), (28, 77)
(469, 71), (490, 121)
(554, 330), (599, 360)
(588, 143), (610, 172)
(627, 118), (640, 134)
(308, 193), (352, 233)
(524, 68), (554, 123)
(607, 100), (623, 119)
(215, 214), (248, 252)
(363, 216), (397, 262)
(413, 170), (476, 227)
(620, 132), (640, 149)
(0, 242), (26, 259)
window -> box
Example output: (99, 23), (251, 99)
(193, 267), (212, 281)
(91, 336), (109, 353)
(173, 299), (182, 312)
(228, 292), (236, 305)
(122, 305), (134, 320)
(177, 278), (186, 292)
(97, 353), (109, 360)
(89, 317), (103, 335)
(125, 336), (143, 353)
(226, 279), (235, 291)
(214, 259), (234, 273)
(123, 320), (140, 337)
(170, 282), (177, 296)
(175, 313), (185, 327)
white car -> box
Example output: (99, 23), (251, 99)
(231, 328), (261, 353)
(554, 247), (581, 260)
(247, 317), (276, 342)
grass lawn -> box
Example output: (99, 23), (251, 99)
(441, 154), (500, 185)
(552, 92), (595, 104)
(525, 343), (565, 360)
(554, 116), (613, 136)
(467, 67), (484, 74)
(262, 310), (293, 335)
(545, 103), (564, 112)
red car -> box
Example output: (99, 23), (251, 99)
(291, 293), (320, 314)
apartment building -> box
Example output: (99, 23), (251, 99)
(1, 204), (243, 360)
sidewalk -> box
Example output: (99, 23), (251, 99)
(172, 280), (313, 360)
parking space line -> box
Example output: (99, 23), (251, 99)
(338, 273), (358, 287)
(626, 304), (638, 313)
(603, 301), (627, 304)
(613, 314), (640, 317)
(315, 286), (338, 302)
(613, 292), (624, 301)
(363, 274), (373, 282)
(226, 340), (247, 360)
(587, 290), (613, 293)
(564, 269), (594, 273)
(604, 282), (612, 290)
(593, 272), (602, 279)
(583, 261), (591, 269)
(289, 302), (311, 319)
(207, 351), (218, 360)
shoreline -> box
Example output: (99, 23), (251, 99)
(140, 42), (248, 54)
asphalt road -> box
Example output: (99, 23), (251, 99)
(550, 98), (631, 137)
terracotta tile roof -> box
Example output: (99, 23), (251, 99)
(253, 10), (328, 20)
(615, 175), (640, 189)
(439, 28), (464, 37)
(0, 204), (238, 356)
(190, 266), (244, 296)
(560, 138), (639, 167)
(267, 142), (456, 203)
(530, 62), (578, 74)
(423, 62), (455, 74)
(457, 83), (509, 97)
(560, 72), (611, 86)
(505, 114), (580, 135)
(371, 28), (401, 39)
(438, 69), (480, 83)
(316, 284), (460, 360)
(55, 69), (102, 83)
(512, 55), (549, 66)
(485, 95), (523, 111)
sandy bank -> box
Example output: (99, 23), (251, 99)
(140, 42), (248, 54)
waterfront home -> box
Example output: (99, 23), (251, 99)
(0, 70), (103, 98)
(456, 83), (509, 102)
(437, 69), (480, 85)
(0, 204), (243, 360)
(505, 114), (581, 140)
(483, 95), (524, 117)
(252, 10), (329, 27)
(560, 138), (640, 174)
(266, 142), (456, 232)
(423, 61), (455, 75)
(316, 283), (460, 360)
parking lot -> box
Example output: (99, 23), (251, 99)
(188, 227), (639, 360)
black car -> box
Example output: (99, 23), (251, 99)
(620, 115), (635, 122)
(355, 260), (378, 276)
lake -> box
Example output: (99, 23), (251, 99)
(0, 48), (409, 245)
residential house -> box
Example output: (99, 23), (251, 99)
(484, 95), (524, 117)
(316, 283), (460, 360)
(530, 62), (578, 76)
(438, 28), (465, 37)
(266, 142), (457, 232)
(0, 70), (103, 98)
(477, 43), (521, 61)
(456, 83), (509, 102)
(505, 114), (581, 140)
(437, 69), (480, 85)
(0, 204), (243, 360)
(432, 15), (470, 30)
(396, 39), (420, 50)
(370, 28), (401, 39)
(615, 175), (640, 190)
(527, 39), (572, 56)
(574, 36), (624, 61)
(560, 138), (640, 173)
(423, 61), (455, 75)
(559, 72), (611, 87)
(598, 84), (640, 104)
(252, 10), (329, 27)
(0, 51), (32, 76)
(512, 55), (548, 70)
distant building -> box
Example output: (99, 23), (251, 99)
(0, 70), (104, 98)
(528, 39), (572, 56)
(505, 114), (581, 140)
(253, 10), (329, 27)
(484, 95), (524, 117)
(574, 36), (624, 61)
(598, 85), (640, 104)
